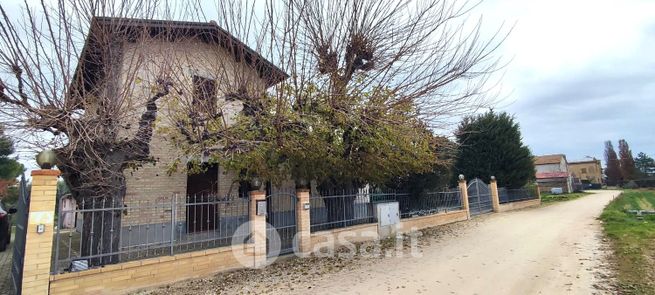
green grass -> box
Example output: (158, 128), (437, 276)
(540, 192), (591, 204)
(600, 190), (655, 294)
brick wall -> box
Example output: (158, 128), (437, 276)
(49, 244), (254, 295)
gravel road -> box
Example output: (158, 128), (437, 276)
(143, 190), (620, 295)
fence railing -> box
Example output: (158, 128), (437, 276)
(310, 189), (380, 233)
(498, 187), (538, 204)
(309, 188), (462, 232)
(395, 189), (462, 218)
(52, 193), (250, 274)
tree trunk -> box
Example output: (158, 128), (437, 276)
(59, 160), (127, 268)
(80, 194), (123, 266)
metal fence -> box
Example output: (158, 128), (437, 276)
(52, 193), (250, 274)
(498, 187), (538, 204)
(11, 174), (29, 295)
(309, 189), (380, 232)
(309, 188), (462, 232)
(395, 189), (462, 218)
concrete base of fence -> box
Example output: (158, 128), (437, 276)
(49, 243), (254, 295)
(309, 209), (468, 254)
(498, 199), (541, 212)
(48, 210), (469, 294)
(399, 210), (468, 231)
(310, 223), (380, 253)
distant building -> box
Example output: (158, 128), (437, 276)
(534, 154), (573, 193)
(568, 159), (603, 188)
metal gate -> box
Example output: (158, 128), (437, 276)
(266, 192), (297, 257)
(11, 174), (29, 295)
(467, 178), (493, 216)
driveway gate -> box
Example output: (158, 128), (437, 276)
(266, 192), (297, 257)
(11, 174), (29, 295)
(467, 178), (493, 216)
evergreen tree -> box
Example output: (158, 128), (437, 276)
(634, 152), (655, 176)
(0, 126), (24, 199)
(453, 111), (535, 188)
(618, 139), (637, 181)
(604, 141), (622, 186)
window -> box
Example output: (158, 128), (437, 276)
(192, 75), (217, 115)
(580, 168), (587, 174)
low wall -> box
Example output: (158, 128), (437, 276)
(399, 210), (468, 231)
(309, 210), (468, 253)
(498, 198), (541, 212)
(310, 223), (379, 253)
(49, 244), (254, 295)
(50, 210), (470, 294)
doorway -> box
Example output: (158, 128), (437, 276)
(186, 164), (218, 233)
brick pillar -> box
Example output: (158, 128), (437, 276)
(295, 189), (311, 257)
(249, 190), (267, 268)
(489, 177), (500, 212)
(22, 169), (60, 294)
(458, 176), (470, 219)
(536, 183), (542, 200)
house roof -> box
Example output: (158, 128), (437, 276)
(534, 154), (566, 165)
(568, 159), (601, 165)
(536, 172), (569, 179)
(72, 17), (288, 96)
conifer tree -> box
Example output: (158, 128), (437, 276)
(453, 111), (535, 188)
(604, 141), (622, 186)
(618, 139), (637, 181)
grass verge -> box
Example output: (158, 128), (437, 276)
(600, 190), (655, 294)
(540, 192), (591, 204)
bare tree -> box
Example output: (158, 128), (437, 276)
(0, 0), (506, 265)
(170, 0), (508, 186)
(0, 0), (207, 265)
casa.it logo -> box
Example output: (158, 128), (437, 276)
(231, 221), (282, 268)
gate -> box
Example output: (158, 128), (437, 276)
(467, 178), (493, 216)
(266, 192), (297, 257)
(11, 174), (29, 295)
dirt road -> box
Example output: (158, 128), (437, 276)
(302, 190), (620, 294)
(146, 190), (620, 295)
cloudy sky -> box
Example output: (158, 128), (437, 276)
(2, 0), (654, 169)
(478, 0), (655, 163)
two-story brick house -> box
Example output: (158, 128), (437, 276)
(72, 17), (289, 246)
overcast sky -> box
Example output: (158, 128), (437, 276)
(3, 0), (654, 169)
(478, 0), (655, 163)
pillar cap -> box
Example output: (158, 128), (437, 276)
(458, 174), (465, 181)
(490, 176), (496, 181)
(31, 169), (61, 177)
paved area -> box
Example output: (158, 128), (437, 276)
(146, 190), (620, 295)
(0, 235), (13, 295)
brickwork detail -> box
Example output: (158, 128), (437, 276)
(295, 190), (311, 256)
(22, 170), (59, 295)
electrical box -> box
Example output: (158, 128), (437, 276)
(376, 202), (400, 238)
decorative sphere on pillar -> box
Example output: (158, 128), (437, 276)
(490, 176), (496, 181)
(296, 178), (309, 189)
(458, 174), (465, 181)
(250, 177), (262, 190)
(35, 150), (57, 169)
